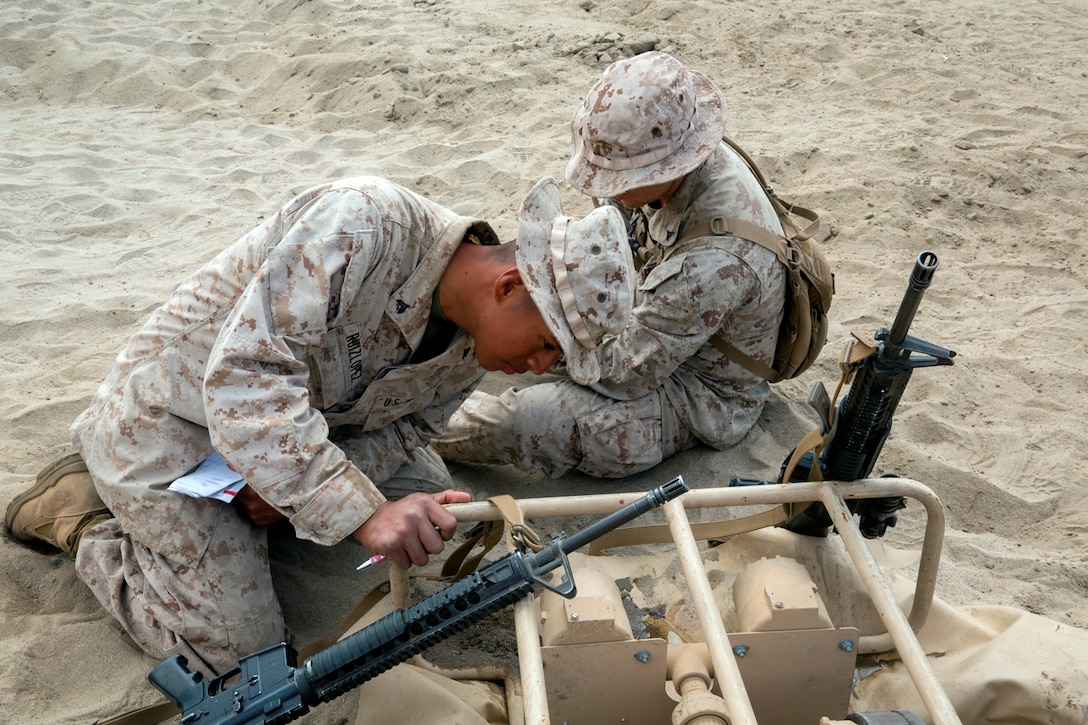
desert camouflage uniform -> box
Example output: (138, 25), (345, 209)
(434, 143), (785, 478)
(70, 177), (492, 673)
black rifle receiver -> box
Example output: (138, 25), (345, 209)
(781, 251), (956, 538)
(148, 477), (689, 725)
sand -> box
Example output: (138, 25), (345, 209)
(1, 0), (1086, 722)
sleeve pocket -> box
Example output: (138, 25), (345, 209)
(266, 233), (353, 343)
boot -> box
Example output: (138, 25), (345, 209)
(6, 452), (112, 558)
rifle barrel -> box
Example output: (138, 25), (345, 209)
(888, 251), (940, 347)
(535, 476), (688, 566)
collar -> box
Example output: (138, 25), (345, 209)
(645, 156), (706, 250)
(385, 217), (494, 348)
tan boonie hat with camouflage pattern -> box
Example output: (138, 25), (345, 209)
(516, 177), (634, 386)
(566, 51), (727, 199)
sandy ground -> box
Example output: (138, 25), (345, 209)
(1, 0), (1086, 722)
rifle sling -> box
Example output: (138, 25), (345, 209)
(587, 506), (787, 554)
(781, 334), (877, 486)
(95, 701), (179, 725)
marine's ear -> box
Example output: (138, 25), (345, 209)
(493, 266), (525, 302)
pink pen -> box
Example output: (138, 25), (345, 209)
(356, 553), (387, 571)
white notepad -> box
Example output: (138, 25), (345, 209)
(167, 451), (246, 502)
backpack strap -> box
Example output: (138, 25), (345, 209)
(709, 324), (782, 383)
(671, 136), (825, 382)
(721, 134), (821, 242)
(676, 217), (796, 383)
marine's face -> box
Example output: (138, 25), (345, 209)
(473, 286), (561, 376)
(614, 178), (681, 210)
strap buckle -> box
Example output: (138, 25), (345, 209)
(784, 239), (803, 269)
(708, 216), (734, 236)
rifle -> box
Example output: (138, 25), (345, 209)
(778, 251), (956, 538)
(148, 477), (689, 725)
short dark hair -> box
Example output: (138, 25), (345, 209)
(493, 240), (517, 264)
(474, 238), (517, 265)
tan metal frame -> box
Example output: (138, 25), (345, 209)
(389, 476), (961, 725)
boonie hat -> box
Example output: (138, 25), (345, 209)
(566, 51), (727, 199)
(516, 177), (634, 386)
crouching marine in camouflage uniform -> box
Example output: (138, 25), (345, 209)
(434, 52), (788, 478)
(6, 175), (634, 676)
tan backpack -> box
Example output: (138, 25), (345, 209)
(676, 135), (835, 383)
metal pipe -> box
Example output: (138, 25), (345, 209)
(448, 478), (938, 520)
(513, 594), (549, 724)
(819, 484), (960, 725)
(664, 498), (758, 725)
(389, 564), (410, 609)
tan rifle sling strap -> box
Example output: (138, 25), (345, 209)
(780, 333), (877, 485)
(300, 494), (536, 653)
(299, 495), (531, 656)
(95, 700), (179, 725)
(586, 505), (787, 554)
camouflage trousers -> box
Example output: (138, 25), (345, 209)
(73, 446), (452, 676)
(75, 505), (282, 676)
(432, 380), (697, 479)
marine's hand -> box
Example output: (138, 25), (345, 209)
(232, 485), (286, 527)
(352, 490), (471, 569)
